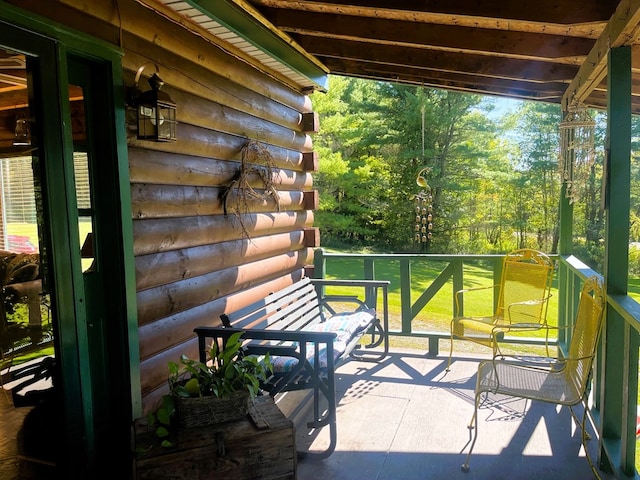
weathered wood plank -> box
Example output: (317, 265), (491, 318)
(139, 272), (304, 400)
(251, 0), (612, 36)
(268, 7), (595, 62)
(128, 124), (307, 168)
(135, 397), (295, 480)
(562, 0), (640, 108)
(128, 147), (312, 188)
(132, 210), (314, 255)
(300, 36), (578, 83)
(130, 184), (307, 219)
(124, 72), (313, 152)
(58, 0), (312, 109)
(135, 230), (307, 291)
(136, 249), (312, 326)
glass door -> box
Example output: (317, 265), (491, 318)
(0, 45), (57, 475)
(0, 15), (135, 477)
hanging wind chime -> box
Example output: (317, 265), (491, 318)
(558, 104), (595, 204)
(412, 167), (433, 251)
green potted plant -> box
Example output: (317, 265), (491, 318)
(149, 331), (272, 446)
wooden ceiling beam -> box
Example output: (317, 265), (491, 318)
(322, 58), (568, 101)
(298, 37), (579, 83)
(334, 70), (565, 103)
(262, 8), (594, 63)
(562, 0), (640, 109)
(322, 57), (569, 97)
(242, 1), (640, 106)
(248, 0), (617, 26)
(584, 88), (640, 113)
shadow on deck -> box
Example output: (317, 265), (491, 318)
(288, 348), (616, 480)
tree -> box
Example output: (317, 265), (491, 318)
(508, 101), (562, 252)
(311, 76), (577, 255)
(311, 77), (392, 247)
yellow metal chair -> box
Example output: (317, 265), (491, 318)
(460, 275), (605, 478)
(447, 249), (554, 370)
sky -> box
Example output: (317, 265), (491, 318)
(482, 96), (523, 119)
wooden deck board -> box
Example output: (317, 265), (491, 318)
(0, 348), (618, 479)
(294, 349), (615, 480)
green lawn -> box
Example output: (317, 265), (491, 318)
(322, 256), (561, 340)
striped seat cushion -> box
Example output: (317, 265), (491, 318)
(267, 308), (376, 373)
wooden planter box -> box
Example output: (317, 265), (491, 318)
(134, 396), (296, 479)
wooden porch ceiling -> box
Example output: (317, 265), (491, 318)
(242, 0), (640, 113)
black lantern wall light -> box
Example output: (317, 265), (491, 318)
(129, 65), (177, 142)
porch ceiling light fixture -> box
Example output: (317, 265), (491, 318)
(131, 65), (177, 142)
(13, 110), (30, 146)
(558, 104), (595, 204)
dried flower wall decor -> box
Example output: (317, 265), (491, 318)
(220, 140), (281, 238)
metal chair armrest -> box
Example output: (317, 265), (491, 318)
(454, 284), (499, 317)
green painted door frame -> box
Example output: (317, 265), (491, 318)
(0, 2), (139, 477)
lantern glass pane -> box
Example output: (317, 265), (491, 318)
(137, 105), (157, 139)
(157, 103), (177, 141)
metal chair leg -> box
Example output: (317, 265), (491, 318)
(447, 321), (456, 371)
(570, 403), (602, 480)
(461, 393), (480, 472)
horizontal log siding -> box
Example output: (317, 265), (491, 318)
(128, 148), (312, 188)
(57, 0), (313, 111)
(136, 249), (312, 326)
(130, 185), (306, 218)
(135, 232), (309, 292)
(128, 67), (316, 406)
(14, 0), (319, 413)
(139, 269), (306, 410)
(133, 211), (314, 255)
(28, 0), (321, 412)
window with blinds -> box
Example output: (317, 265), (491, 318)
(0, 153), (90, 252)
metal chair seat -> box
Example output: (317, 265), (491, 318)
(460, 275), (606, 479)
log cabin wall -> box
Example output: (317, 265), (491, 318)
(9, 0), (321, 413)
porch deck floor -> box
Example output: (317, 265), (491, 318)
(291, 347), (617, 480)
(0, 347), (622, 479)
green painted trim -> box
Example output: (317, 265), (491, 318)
(557, 179), (573, 349)
(602, 45), (632, 477)
(399, 258), (411, 333)
(605, 47), (631, 295)
(313, 247), (326, 278)
(622, 322), (639, 473)
(1, 0), (142, 449)
(56, 46), (98, 467)
(111, 60), (143, 419)
(187, 0), (329, 91)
